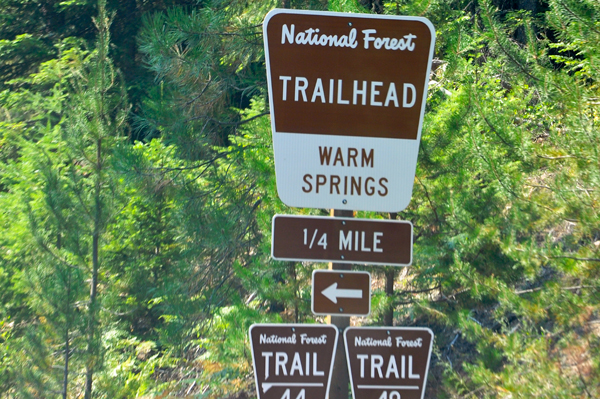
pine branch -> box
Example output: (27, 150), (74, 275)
(556, 0), (600, 35)
(395, 285), (442, 296)
(456, 386), (486, 399)
(476, 105), (514, 148)
(153, 153), (227, 172)
(185, 111), (268, 125)
(416, 176), (441, 225)
(467, 115), (520, 199)
(515, 285), (599, 294)
(184, 75), (213, 106)
(482, 0), (540, 83)
(537, 155), (577, 159)
(549, 256), (600, 262)
(34, 236), (86, 272)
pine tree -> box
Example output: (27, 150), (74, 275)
(0, 38), (90, 398)
(65, 3), (130, 396)
(0, 1), (130, 396)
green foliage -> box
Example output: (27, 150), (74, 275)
(377, 0), (600, 397)
(2, 0), (600, 397)
(136, 0), (274, 155)
(194, 302), (281, 397)
(0, 39), (90, 397)
(0, 0), (96, 85)
(329, 0), (366, 13)
(0, 1), (133, 396)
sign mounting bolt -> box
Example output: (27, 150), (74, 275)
(339, 308), (344, 312)
(342, 199), (347, 204)
(341, 255), (345, 260)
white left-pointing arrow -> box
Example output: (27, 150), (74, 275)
(321, 283), (363, 304)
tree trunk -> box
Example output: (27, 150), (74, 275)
(85, 139), (102, 399)
(84, 233), (98, 399)
(383, 267), (395, 326)
(63, 312), (70, 399)
(59, 232), (70, 399)
(383, 212), (398, 326)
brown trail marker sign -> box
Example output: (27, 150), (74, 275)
(312, 270), (371, 316)
(272, 215), (412, 266)
(344, 327), (434, 399)
(250, 324), (338, 399)
(263, 9), (436, 212)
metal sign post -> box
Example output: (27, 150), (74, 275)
(326, 209), (353, 399)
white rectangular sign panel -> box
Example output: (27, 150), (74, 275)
(263, 9), (436, 212)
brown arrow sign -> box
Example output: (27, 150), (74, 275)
(272, 215), (412, 266)
(249, 324), (338, 399)
(344, 327), (434, 399)
(312, 270), (371, 316)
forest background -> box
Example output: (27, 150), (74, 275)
(0, 0), (599, 398)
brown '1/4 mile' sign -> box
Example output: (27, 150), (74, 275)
(271, 215), (413, 266)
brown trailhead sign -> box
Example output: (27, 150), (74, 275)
(272, 215), (412, 266)
(312, 270), (371, 316)
(265, 10), (433, 139)
(345, 327), (434, 399)
(249, 324), (338, 399)
(263, 9), (436, 212)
